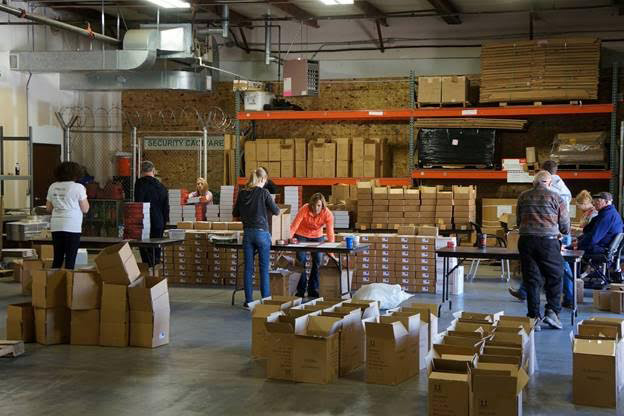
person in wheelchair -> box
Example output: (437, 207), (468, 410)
(577, 192), (623, 256)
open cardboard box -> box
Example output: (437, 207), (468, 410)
(396, 302), (439, 351)
(365, 319), (413, 385)
(94, 242), (141, 285)
(429, 358), (475, 416)
(293, 316), (342, 384)
(472, 356), (529, 416)
(380, 312), (422, 374)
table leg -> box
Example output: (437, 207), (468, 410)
(346, 253), (352, 298)
(152, 247), (157, 276)
(231, 247), (241, 306)
(441, 257), (447, 312)
(572, 259), (578, 325)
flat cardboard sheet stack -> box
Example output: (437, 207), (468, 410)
(415, 118), (527, 130)
(480, 38), (600, 103)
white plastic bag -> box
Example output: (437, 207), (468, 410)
(352, 283), (413, 310)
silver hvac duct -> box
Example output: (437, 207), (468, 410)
(199, 5), (229, 38)
(0, 3), (120, 46)
(264, 14), (271, 65)
(59, 70), (212, 91)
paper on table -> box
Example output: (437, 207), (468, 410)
(317, 242), (342, 248)
(289, 242), (320, 247)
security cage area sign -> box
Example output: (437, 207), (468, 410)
(143, 136), (224, 151)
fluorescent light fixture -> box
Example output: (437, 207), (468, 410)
(145, 0), (190, 9)
(319, 0), (354, 4)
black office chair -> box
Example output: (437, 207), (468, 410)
(467, 222), (509, 281)
(583, 232), (624, 289)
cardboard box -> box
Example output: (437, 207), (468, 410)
(244, 141), (257, 161)
(100, 282), (136, 347)
(281, 160), (294, 178)
(428, 358), (474, 416)
(365, 319), (413, 385)
(472, 358), (529, 416)
(441, 75), (469, 104)
(323, 160), (336, 177)
(381, 312), (422, 374)
(418, 76), (442, 104)
(70, 310), (100, 346)
(336, 160), (350, 177)
(128, 276), (170, 348)
(280, 142), (295, 162)
(322, 306), (366, 376)
(32, 269), (67, 309)
(318, 268), (353, 300)
(335, 138), (351, 161)
(594, 290), (611, 311)
(265, 313), (314, 381)
(94, 243), (141, 285)
(295, 139), (307, 161)
(6, 303), (35, 342)
(250, 303), (285, 359)
(573, 337), (621, 408)
(293, 316), (342, 384)
(268, 139), (282, 162)
(400, 303), (439, 351)
(295, 160), (306, 177)
(526, 147), (536, 164)
(35, 307), (69, 345)
(67, 271), (101, 310)
(255, 141), (269, 161)
(268, 161), (281, 178)
(18, 259), (44, 295)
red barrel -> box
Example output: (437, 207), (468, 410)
(116, 153), (132, 176)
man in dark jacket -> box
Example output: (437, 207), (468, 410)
(578, 192), (623, 255)
(517, 170), (570, 330)
(134, 161), (169, 266)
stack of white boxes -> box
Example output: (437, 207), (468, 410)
(182, 205), (196, 221)
(332, 211), (350, 229)
(168, 190), (184, 224)
(434, 236), (464, 295)
(284, 186), (300, 218)
(205, 205), (220, 221)
(219, 186), (235, 221)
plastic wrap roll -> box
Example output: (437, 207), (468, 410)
(418, 128), (496, 167)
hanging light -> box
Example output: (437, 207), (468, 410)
(145, 0), (190, 9)
(319, 0), (354, 5)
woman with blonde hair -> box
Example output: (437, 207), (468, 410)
(290, 192), (335, 298)
(233, 168), (280, 309)
(189, 177), (214, 203)
(576, 190), (598, 229)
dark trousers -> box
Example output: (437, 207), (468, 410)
(51, 231), (81, 269)
(139, 226), (164, 267)
(518, 235), (563, 318)
(296, 235), (325, 296)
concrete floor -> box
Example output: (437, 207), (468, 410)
(0, 268), (623, 416)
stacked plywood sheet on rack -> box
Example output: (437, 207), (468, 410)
(414, 118), (527, 130)
(480, 38), (600, 103)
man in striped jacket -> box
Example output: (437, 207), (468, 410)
(516, 170), (570, 329)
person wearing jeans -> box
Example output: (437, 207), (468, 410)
(290, 193), (335, 298)
(233, 168), (280, 308)
(294, 235), (325, 297)
(46, 162), (89, 269)
(517, 170), (570, 329)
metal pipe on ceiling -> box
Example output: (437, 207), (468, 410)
(0, 3), (120, 45)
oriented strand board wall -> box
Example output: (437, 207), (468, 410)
(121, 83), (235, 191)
(123, 72), (617, 199)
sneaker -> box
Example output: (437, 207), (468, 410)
(295, 292), (305, 298)
(242, 302), (251, 311)
(543, 309), (563, 330)
(508, 288), (526, 301)
(532, 317), (542, 332)
(307, 291), (320, 299)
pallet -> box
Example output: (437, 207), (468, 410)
(0, 341), (25, 358)
(418, 101), (471, 108)
(556, 163), (608, 170)
(498, 100), (584, 107)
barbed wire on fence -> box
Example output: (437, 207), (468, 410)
(55, 105), (239, 133)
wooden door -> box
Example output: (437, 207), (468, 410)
(33, 144), (61, 207)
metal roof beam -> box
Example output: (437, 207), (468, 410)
(270, 1), (319, 28)
(426, 0), (461, 24)
(355, 1), (388, 27)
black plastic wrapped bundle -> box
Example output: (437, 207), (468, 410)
(418, 128), (496, 167)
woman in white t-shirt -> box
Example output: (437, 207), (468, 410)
(46, 162), (90, 269)
(189, 177), (214, 203)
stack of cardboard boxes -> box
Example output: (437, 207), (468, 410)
(123, 202), (150, 240)
(419, 186), (437, 227)
(592, 283), (624, 313)
(418, 75), (470, 106)
(428, 311), (535, 416)
(453, 185), (477, 229)
(163, 231), (213, 286)
(6, 242), (170, 349)
(219, 186), (235, 221)
(346, 233), (456, 294)
(435, 188), (453, 229)
(356, 182), (373, 227)
(482, 198), (517, 243)
(168, 189), (188, 225)
(572, 317), (624, 408)
(245, 137), (388, 178)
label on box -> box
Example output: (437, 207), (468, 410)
(462, 109), (478, 116)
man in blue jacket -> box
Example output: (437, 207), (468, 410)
(578, 192), (623, 255)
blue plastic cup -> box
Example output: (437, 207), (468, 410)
(345, 236), (354, 249)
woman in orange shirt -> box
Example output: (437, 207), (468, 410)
(290, 193), (335, 298)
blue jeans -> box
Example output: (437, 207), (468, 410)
(295, 235), (325, 296)
(243, 228), (271, 304)
(517, 235), (574, 303)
